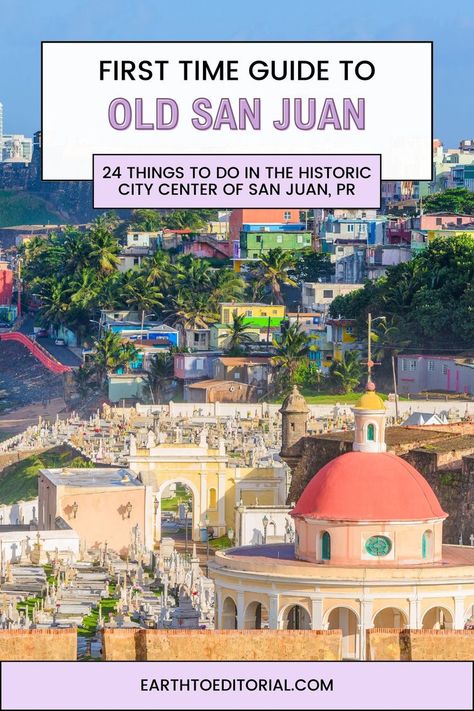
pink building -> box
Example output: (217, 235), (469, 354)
(416, 213), (474, 230)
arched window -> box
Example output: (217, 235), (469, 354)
(367, 423), (375, 441)
(321, 531), (331, 560)
(422, 530), (432, 559)
(209, 488), (217, 509)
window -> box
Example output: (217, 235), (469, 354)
(365, 535), (392, 557)
(194, 333), (200, 343)
(346, 326), (353, 334)
(297, 235), (303, 243)
(436, 218), (442, 225)
(133, 258), (139, 265)
(442, 363), (449, 375)
(367, 423), (375, 441)
(321, 531), (331, 560)
(457, 218), (463, 225)
(209, 488), (217, 509)
(409, 359), (417, 371)
(347, 224), (355, 232)
(422, 530), (432, 559)
(323, 290), (333, 299)
(284, 211), (292, 220)
(428, 360), (435, 372)
(234, 372), (241, 380)
(253, 252), (259, 258)
(246, 310), (252, 317)
(256, 235), (261, 242)
(195, 358), (204, 370)
(401, 359), (408, 372)
(276, 235), (283, 243)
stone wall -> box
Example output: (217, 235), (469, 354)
(402, 451), (474, 543)
(0, 628), (77, 660)
(367, 628), (474, 660)
(286, 431), (474, 543)
(101, 629), (342, 661)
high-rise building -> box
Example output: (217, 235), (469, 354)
(2, 134), (32, 162)
(0, 102), (3, 157)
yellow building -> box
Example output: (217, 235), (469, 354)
(219, 302), (285, 325)
(210, 385), (474, 659)
(326, 317), (357, 362)
(128, 434), (287, 543)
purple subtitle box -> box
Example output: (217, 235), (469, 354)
(1, 661), (472, 710)
(93, 154), (381, 209)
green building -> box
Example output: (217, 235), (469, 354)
(240, 231), (312, 259)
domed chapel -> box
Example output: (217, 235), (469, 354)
(211, 383), (474, 659)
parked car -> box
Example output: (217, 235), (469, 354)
(54, 338), (66, 346)
(36, 328), (49, 338)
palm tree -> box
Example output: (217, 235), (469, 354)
(37, 277), (73, 331)
(221, 314), (255, 354)
(145, 352), (175, 403)
(89, 331), (138, 388)
(87, 216), (121, 274)
(272, 323), (311, 390)
(73, 365), (98, 398)
(122, 272), (163, 321)
(208, 268), (247, 309)
(329, 350), (363, 394)
(250, 249), (298, 304)
(145, 250), (172, 288)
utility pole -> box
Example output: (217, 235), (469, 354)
(391, 354), (400, 421)
(16, 257), (22, 319)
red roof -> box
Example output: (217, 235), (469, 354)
(292, 452), (447, 522)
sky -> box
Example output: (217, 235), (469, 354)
(0, 0), (472, 147)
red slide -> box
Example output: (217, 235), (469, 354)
(0, 332), (72, 374)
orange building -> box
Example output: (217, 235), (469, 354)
(229, 209), (304, 241)
(38, 467), (154, 556)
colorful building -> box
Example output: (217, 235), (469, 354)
(326, 318), (359, 363)
(397, 354), (474, 396)
(0, 262), (13, 306)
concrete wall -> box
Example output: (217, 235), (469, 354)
(0, 529), (80, 563)
(101, 629), (342, 661)
(367, 628), (474, 660)
(0, 628), (77, 660)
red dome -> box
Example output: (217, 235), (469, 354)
(292, 452), (447, 522)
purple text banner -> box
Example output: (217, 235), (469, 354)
(1, 661), (472, 710)
(93, 154), (381, 209)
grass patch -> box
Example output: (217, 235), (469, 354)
(78, 596), (117, 637)
(0, 190), (62, 228)
(271, 389), (408, 405)
(0, 445), (92, 504)
(209, 535), (233, 550)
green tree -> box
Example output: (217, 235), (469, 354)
(423, 188), (474, 215)
(250, 249), (298, 304)
(329, 350), (363, 394)
(145, 352), (175, 403)
(221, 314), (255, 354)
(272, 323), (311, 392)
(89, 331), (138, 389)
(289, 249), (335, 284)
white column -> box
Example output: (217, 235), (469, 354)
(198, 471), (207, 538)
(454, 596), (466, 630)
(310, 597), (323, 630)
(409, 595), (421, 629)
(217, 472), (227, 532)
(236, 590), (245, 630)
(216, 589), (223, 629)
(269, 594), (279, 629)
(359, 599), (373, 661)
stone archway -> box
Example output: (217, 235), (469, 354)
(244, 601), (270, 629)
(327, 606), (359, 659)
(155, 477), (201, 543)
(373, 607), (408, 629)
(222, 596), (238, 629)
(281, 604), (311, 630)
(422, 606), (454, 630)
